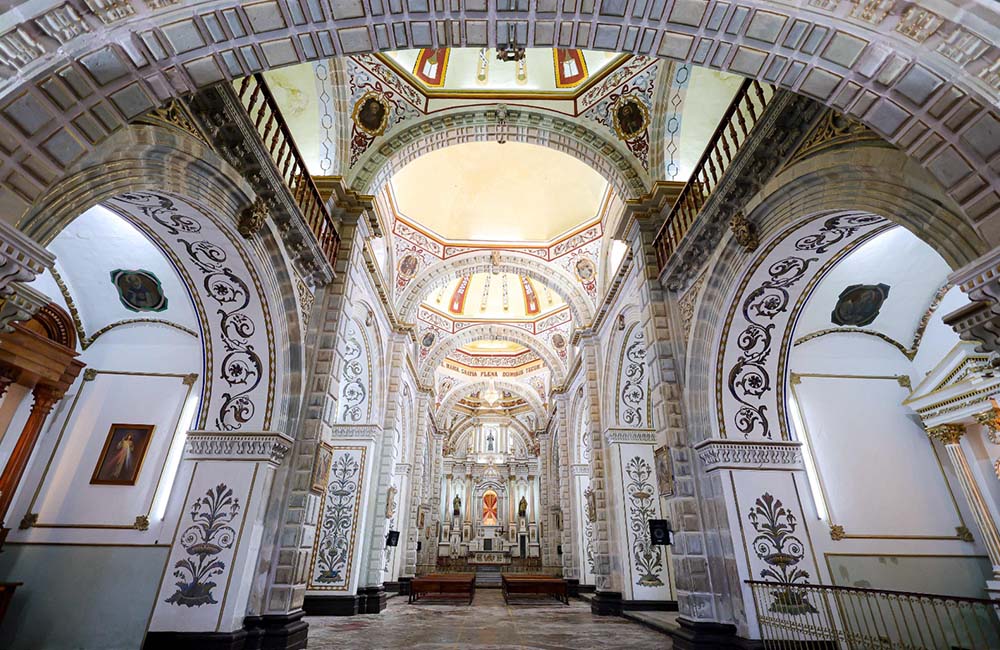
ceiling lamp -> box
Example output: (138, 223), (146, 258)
(497, 24), (525, 62)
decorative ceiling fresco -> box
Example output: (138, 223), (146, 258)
(257, 49), (745, 433)
(382, 48), (623, 96)
(262, 48), (743, 186)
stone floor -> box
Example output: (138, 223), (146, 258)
(307, 590), (672, 649)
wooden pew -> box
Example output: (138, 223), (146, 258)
(408, 573), (476, 604)
(501, 574), (569, 605)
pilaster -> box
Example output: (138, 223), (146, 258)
(145, 432), (296, 648)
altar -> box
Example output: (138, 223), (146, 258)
(468, 550), (511, 565)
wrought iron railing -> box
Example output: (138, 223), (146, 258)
(236, 74), (340, 263)
(651, 79), (775, 272)
(747, 580), (1000, 649)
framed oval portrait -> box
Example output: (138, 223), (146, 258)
(110, 269), (168, 312)
(611, 95), (649, 142)
(352, 91), (390, 137)
(574, 256), (596, 283)
(398, 253), (419, 281)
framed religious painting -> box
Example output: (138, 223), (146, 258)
(310, 442), (334, 495)
(90, 424), (155, 486)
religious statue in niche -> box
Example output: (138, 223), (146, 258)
(518, 496), (528, 518)
(309, 442), (333, 495)
(90, 423), (155, 485)
(110, 269), (168, 312)
(352, 91), (390, 137)
(611, 94), (650, 142)
(486, 431), (495, 451)
(654, 445), (674, 497)
(385, 485), (398, 520)
(831, 283), (890, 327)
(453, 494), (462, 517)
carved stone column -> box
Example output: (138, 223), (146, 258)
(145, 431), (296, 649)
(927, 423), (1000, 589)
(0, 383), (59, 540)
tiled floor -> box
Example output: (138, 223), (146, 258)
(308, 590), (673, 649)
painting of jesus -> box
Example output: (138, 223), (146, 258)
(90, 423), (155, 486)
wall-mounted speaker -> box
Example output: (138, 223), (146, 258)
(385, 530), (400, 547)
(649, 519), (672, 546)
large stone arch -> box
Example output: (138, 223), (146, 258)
(420, 323), (566, 384)
(351, 107), (650, 198)
(0, 4), (997, 240)
(399, 250), (594, 326)
(436, 377), (547, 425)
(16, 124), (302, 434)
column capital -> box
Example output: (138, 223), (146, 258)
(975, 407), (1000, 444)
(927, 423), (966, 445)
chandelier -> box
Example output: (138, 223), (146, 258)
(482, 382), (500, 406)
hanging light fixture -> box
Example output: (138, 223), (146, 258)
(482, 381), (500, 407)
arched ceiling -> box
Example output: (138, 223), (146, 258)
(391, 142), (609, 242)
(422, 272), (566, 321)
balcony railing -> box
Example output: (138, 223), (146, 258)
(747, 580), (1000, 649)
(236, 74), (340, 263)
(651, 79), (775, 272)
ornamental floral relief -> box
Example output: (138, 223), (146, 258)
(165, 483), (241, 607)
(617, 325), (648, 427)
(719, 213), (887, 441)
(107, 192), (271, 431)
(624, 455), (664, 587)
(748, 492), (817, 615)
(339, 322), (370, 423)
(311, 448), (366, 590)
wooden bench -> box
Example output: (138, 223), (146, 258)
(408, 573), (476, 604)
(501, 574), (569, 605)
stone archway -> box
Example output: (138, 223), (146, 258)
(399, 250), (594, 326)
(0, 4), (997, 237)
(420, 323), (566, 384)
(352, 108), (650, 198)
(436, 378), (547, 424)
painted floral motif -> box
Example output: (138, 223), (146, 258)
(620, 327), (647, 427)
(314, 452), (362, 586)
(625, 456), (663, 587)
(165, 483), (241, 607)
(728, 214), (883, 439)
(748, 492), (817, 615)
(112, 192), (264, 431)
(340, 324), (368, 422)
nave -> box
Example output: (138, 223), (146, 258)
(0, 2), (998, 649)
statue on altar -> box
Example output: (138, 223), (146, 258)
(453, 494), (462, 517)
(518, 496), (528, 518)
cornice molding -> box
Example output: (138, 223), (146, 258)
(184, 430), (293, 465)
(603, 428), (656, 445)
(694, 438), (804, 472)
(329, 423), (383, 443)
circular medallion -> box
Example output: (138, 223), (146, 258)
(611, 94), (649, 142)
(352, 91), (390, 137)
(110, 269), (168, 313)
(551, 332), (566, 350)
(421, 331), (436, 348)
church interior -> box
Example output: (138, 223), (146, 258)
(0, 2), (998, 649)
